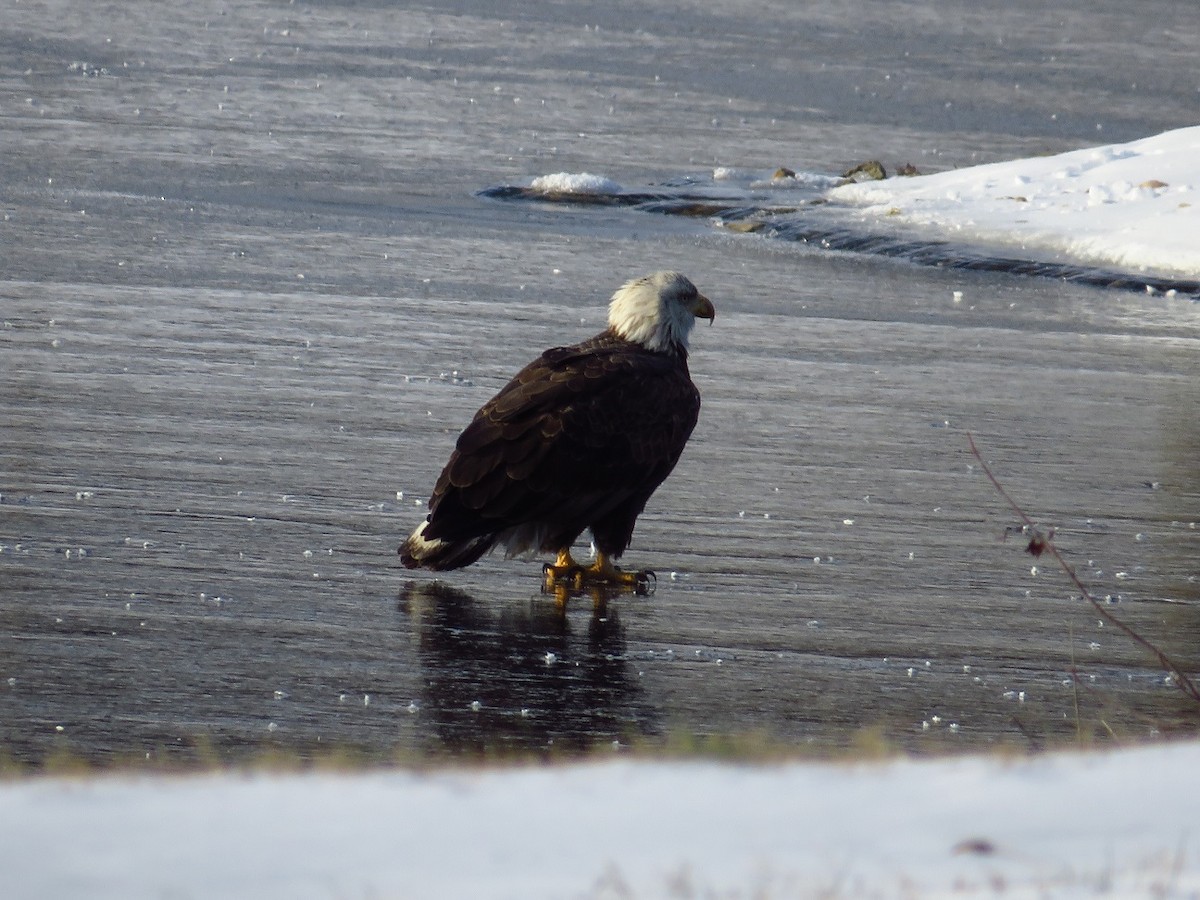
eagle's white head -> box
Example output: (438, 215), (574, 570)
(608, 271), (716, 354)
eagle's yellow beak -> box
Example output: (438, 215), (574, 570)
(692, 293), (716, 324)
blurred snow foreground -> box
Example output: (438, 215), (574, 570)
(4, 741), (1198, 898)
(831, 125), (1200, 278)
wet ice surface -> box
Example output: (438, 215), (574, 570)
(3, 0), (1200, 766)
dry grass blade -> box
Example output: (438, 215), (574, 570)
(967, 432), (1200, 706)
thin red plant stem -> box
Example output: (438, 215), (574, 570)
(967, 432), (1200, 706)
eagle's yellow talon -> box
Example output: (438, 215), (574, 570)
(543, 549), (584, 591)
(634, 569), (657, 596)
(542, 550), (655, 596)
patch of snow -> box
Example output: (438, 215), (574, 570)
(829, 125), (1200, 278)
(529, 172), (623, 194)
(3, 742), (1199, 898)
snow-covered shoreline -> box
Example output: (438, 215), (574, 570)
(5, 740), (1198, 899)
(829, 126), (1200, 280)
(520, 127), (1200, 287)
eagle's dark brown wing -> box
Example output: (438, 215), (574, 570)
(420, 330), (700, 559)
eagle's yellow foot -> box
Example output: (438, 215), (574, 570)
(543, 549), (586, 592)
(585, 554), (653, 590)
(542, 550), (655, 596)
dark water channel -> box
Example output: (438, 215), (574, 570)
(2, 0), (1198, 766)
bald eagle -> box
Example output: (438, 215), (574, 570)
(399, 271), (715, 590)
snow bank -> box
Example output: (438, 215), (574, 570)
(830, 126), (1200, 278)
(4, 741), (1198, 898)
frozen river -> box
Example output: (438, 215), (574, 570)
(2, 0), (1198, 766)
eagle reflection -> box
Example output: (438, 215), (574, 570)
(398, 581), (658, 756)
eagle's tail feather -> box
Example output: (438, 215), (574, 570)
(399, 519), (494, 571)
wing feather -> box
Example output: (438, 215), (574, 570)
(422, 333), (700, 549)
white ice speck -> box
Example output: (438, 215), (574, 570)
(470, 700), (482, 712)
